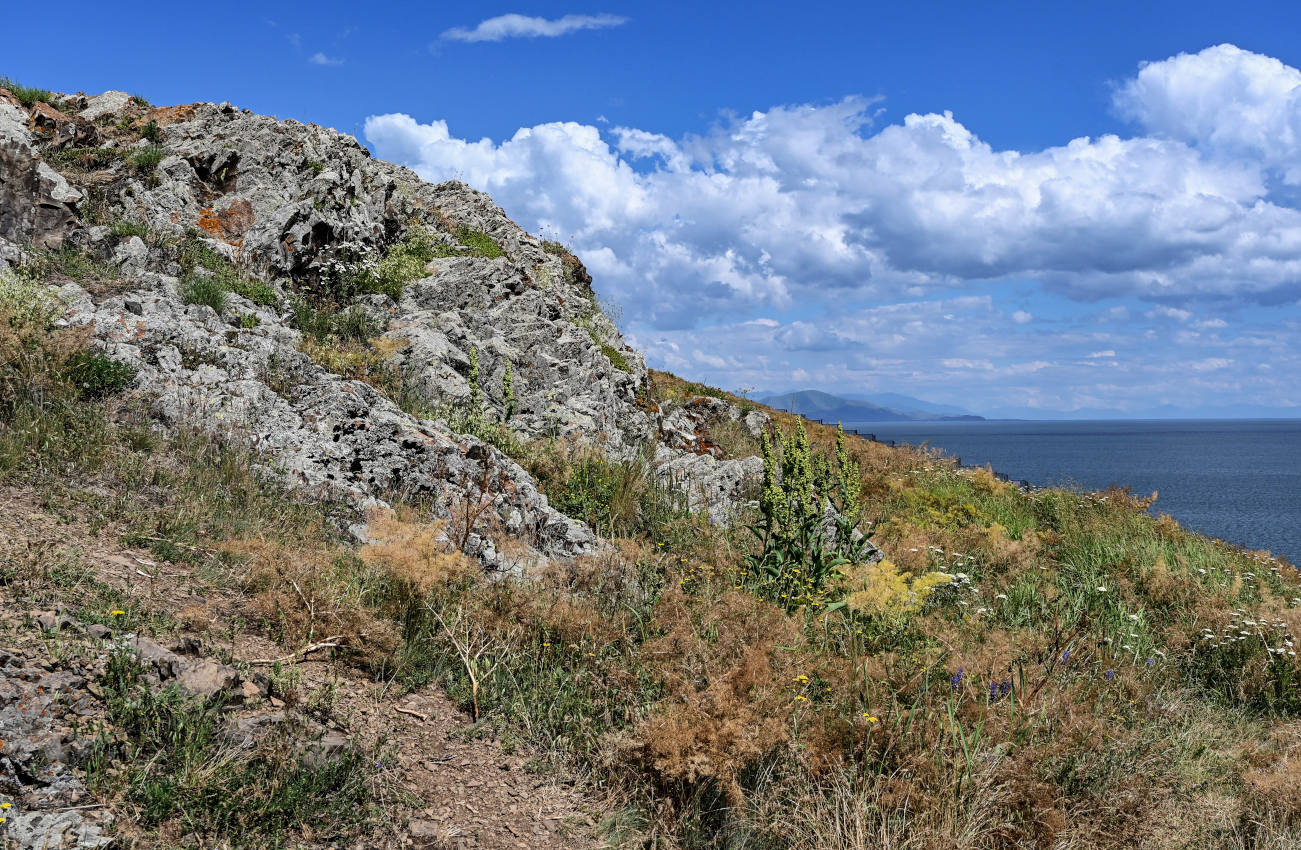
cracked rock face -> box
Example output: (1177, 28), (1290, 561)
(0, 101), (84, 253)
(61, 278), (596, 567)
(0, 647), (113, 850)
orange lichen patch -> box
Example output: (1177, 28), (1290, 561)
(197, 199), (255, 244)
(142, 103), (198, 127)
(0, 88), (19, 107)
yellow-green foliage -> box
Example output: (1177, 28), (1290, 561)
(842, 558), (950, 618)
(0, 266), (59, 327)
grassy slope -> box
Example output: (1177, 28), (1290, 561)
(6, 242), (1301, 848)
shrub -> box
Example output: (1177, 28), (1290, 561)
(62, 350), (135, 399)
(179, 274), (228, 313)
(139, 119), (163, 143)
(339, 229), (438, 300)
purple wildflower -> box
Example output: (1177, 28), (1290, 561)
(951, 668), (965, 692)
(1105, 669), (1115, 681)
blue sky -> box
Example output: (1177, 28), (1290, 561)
(8, 1), (1301, 417)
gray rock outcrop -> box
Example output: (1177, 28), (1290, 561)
(0, 84), (771, 566)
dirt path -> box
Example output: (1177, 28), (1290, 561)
(0, 485), (604, 849)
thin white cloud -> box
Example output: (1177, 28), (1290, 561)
(441, 13), (627, 43)
(309, 51), (344, 66)
(1146, 305), (1192, 322)
(1011, 310), (1033, 324)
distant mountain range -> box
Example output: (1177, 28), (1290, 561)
(759, 390), (985, 423)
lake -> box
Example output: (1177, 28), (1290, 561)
(842, 419), (1301, 565)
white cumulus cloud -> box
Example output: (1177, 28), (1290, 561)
(363, 44), (1301, 413)
(1115, 43), (1301, 182)
(368, 47), (1301, 329)
(441, 13), (627, 43)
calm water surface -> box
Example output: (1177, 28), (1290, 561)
(842, 419), (1301, 564)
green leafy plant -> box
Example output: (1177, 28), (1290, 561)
(745, 422), (874, 611)
(454, 225), (504, 259)
(339, 229), (438, 299)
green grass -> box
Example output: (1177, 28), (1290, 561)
(53, 146), (124, 171)
(0, 75), (54, 106)
(174, 234), (279, 308)
(88, 651), (378, 847)
(109, 219), (150, 239)
(179, 274), (228, 313)
(129, 145), (167, 173)
(453, 225), (504, 259)
(290, 300), (381, 344)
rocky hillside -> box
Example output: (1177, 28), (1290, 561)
(7, 81), (1301, 850)
(0, 85), (767, 569)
